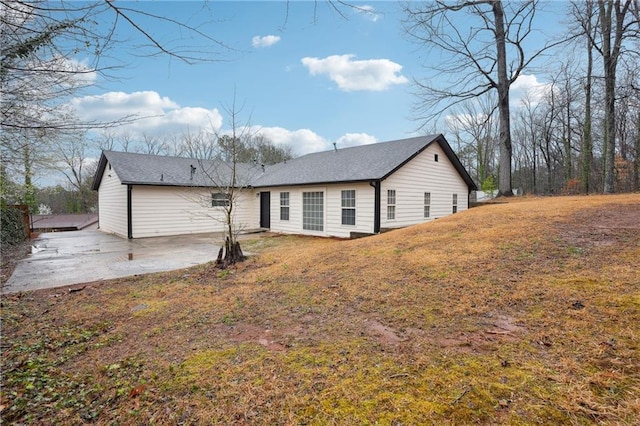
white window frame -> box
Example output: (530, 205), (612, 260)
(302, 191), (324, 231)
(387, 189), (396, 220)
(424, 192), (431, 218)
(211, 192), (230, 207)
(453, 193), (458, 214)
(280, 192), (290, 221)
(341, 189), (356, 226)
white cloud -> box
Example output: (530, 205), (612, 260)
(252, 35), (281, 48)
(33, 57), (97, 87)
(510, 74), (553, 107)
(69, 91), (223, 135)
(252, 127), (329, 155)
(70, 90), (380, 158)
(354, 5), (382, 22)
(335, 133), (377, 148)
(252, 127), (378, 156)
(301, 54), (408, 92)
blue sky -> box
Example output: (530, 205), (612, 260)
(70, 1), (567, 157)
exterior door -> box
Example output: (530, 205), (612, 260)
(260, 192), (270, 228)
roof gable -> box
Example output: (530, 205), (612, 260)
(253, 134), (477, 190)
(251, 135), (437, 187)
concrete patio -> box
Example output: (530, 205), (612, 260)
(2, 229), (262, 294)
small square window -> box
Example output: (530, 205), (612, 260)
(211, 192), (230, 207)
(387, 206), (396, 220)
(387, 189), (396, 205)
(434, 154), (439, 162)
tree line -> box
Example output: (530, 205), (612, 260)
(2, 1), (639, 220)
(404, 0), (639, 195)
(1, 128), (292, 215)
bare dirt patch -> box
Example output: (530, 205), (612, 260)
(224, 323), (287, 352)
(557, 202), (640, 249)
(365, 319), (408, 346)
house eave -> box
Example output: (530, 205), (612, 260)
(253, 178), (379, 189)
(118, 181), (251, 189)
(91, 153), (109, 191)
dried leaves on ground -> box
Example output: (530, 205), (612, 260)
(1, 194), (639, 424)
(0, 239), (32, 287)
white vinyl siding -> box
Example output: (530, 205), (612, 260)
(381, 143), (468, 229)
(130, 186), (259, 238)
(265, 183), (375, 238)
(96, 164), (128, 238)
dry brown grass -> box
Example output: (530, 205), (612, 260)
(2, 194), (639, 424)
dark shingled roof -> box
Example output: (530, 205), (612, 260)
(92, 135), (477, 191)
(252, 134), (475, 188)
(92, 151), (259, 190)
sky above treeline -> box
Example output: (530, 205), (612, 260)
(70, 1), (567, 157)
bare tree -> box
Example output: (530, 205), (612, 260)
(49, 131), (97, 212)
(192, 97), (259, 268)
(403, 0), (570, 196)
(1, 0), (229, 208)
(512, 90), (543, 194)
(179, 130), (219, 160)
(445, 94), (499, 189)
(571, 0), (598, 193)
(250, 134), (294, 165)
(140, 133), (170, 156)
(635, 111), (640, 190)
(588, 0), (638, 192)
(218, 133), (293, 165)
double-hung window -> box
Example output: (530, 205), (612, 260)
(341, 190), (356, 226)
(387, 189), (396, 220)
(424, 192), (431, 218)
(280, 192), (290, 221)
(452, 193), (458, 214)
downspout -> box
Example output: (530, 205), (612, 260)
(127, 184), (133, 239)
(369, 180), (381, 234)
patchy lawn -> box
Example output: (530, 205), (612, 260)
(1, 194), (639, 424)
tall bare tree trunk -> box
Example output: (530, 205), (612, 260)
(602, 33), (616, 194)
(493, 1), (513, 197)
(599, 0), (632, 193)
(634, 111), (640, 191)
(582, 2), (594, 193)
(564, 102), (573, 183)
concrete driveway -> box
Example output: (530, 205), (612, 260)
(2, 230), (258, 294)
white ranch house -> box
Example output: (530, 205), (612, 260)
(91, 134), (477, 239)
